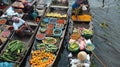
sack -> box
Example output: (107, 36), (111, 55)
(82, 5), (87, 11)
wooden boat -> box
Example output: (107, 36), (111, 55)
(25, 2), (69, 67)
(0, 24), (13, 52)
(50, 0), (69, 9)
(0, 21), (38, 66)
(0, 0), (39, 51)
(0, 0), (12, 16)
(1, 0), (37, 19)
(67, 0), (94, 67)
(0, 1), (26, 51)
(0, 1), (46, 67)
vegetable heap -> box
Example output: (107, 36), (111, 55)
(42, 37), (57, 44)
(0, 40), (26, 61)
(46, 44), (57, 53)
(46, 13), (67, 18)
(36, 43), (57, 53)
(82, 29), (93, 39)
(82, 29), (93, 35)
(30, 50), (55, 67)
(68, 42), (79, 52)
(0, 19), (6, 24)
(1, 30), (11, 38)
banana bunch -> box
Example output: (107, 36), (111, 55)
(46, 13), (67, 18)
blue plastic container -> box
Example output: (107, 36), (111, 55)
(49, 18), (57, 24)
(53, 28), (62, 37)
(43, 18), (49, 23)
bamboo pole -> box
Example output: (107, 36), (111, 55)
(91, 51), (106, 67)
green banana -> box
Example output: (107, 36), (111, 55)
(10, 42), (24, 52)
(5, 55), (16, 61)
(0, 54), (11, 61)
(17, 49), (21, 54)
(8, 40), (18, 47)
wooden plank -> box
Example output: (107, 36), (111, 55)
(27, 22), (38, 26)
(50, 5), (69, 9)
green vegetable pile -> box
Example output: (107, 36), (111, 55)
(46, 44), (57, 53)
(36, 43), (45, 50)
(0, 40), (26, 61)
(36, 43), (57, 53)
(85, 43), (95, 51)
(83, 29), (93, 35)
(82, 29), (93, 39)
(68, 42), (79, 52)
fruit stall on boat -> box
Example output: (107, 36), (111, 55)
(0, 0), (38, 50)
(0, 21), (13, 51)
(67, 0), (95, 67)
(0, 0), (47, 67)
(24, 0), (69, 67)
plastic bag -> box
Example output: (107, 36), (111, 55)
(82, 5), (87, 11)
(86, 39), (92, 44)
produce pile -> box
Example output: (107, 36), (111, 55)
(0, 40), (26, 61)
(35, 18), (66, 53)
(68, 42), (79, 52)
(68, 27), (94, 67)
(68, 28), (94, 52)
(37, 18), (65, 37)
(85, 40), (95, 51)
(0, 29), (11, 46)
(42, 37), (57, 45)
(36, 33), (45, 40)
(72, 14), (92, 22)
(31, 4), (68, 66)
(53, 28), (62, 36)
(82, 28), (93, 39)
(82, 29), (93, 35)
(36, 43), (57, 53)
(30, 50), (55, 67)
(31, 14), (67, 66)
(46, 13), (67, 18)
(1, 30), (11, 38)
(0, 19), (6, 24)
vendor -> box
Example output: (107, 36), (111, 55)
(12, 17), (32, 37)
(22, 2), (34, 13)
(72, 0), (88, 9)
(22, 2), (38, 20)
(72, 0), (89, 15)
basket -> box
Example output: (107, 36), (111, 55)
(40, 27), (47, 33)
(67, 43), (80, 53)
(83, 34), (93, 39)
(43, 18), (49, 23)
(85, 43), (95, 51)
(55, 23), (64, 29)
(0, 19), (7, 25)
(36, 33), (45, 40)
(53, 28), (62, 37)
(49, 18), (57, 24)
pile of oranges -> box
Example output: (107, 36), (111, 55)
(30, 50), (55, 67)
